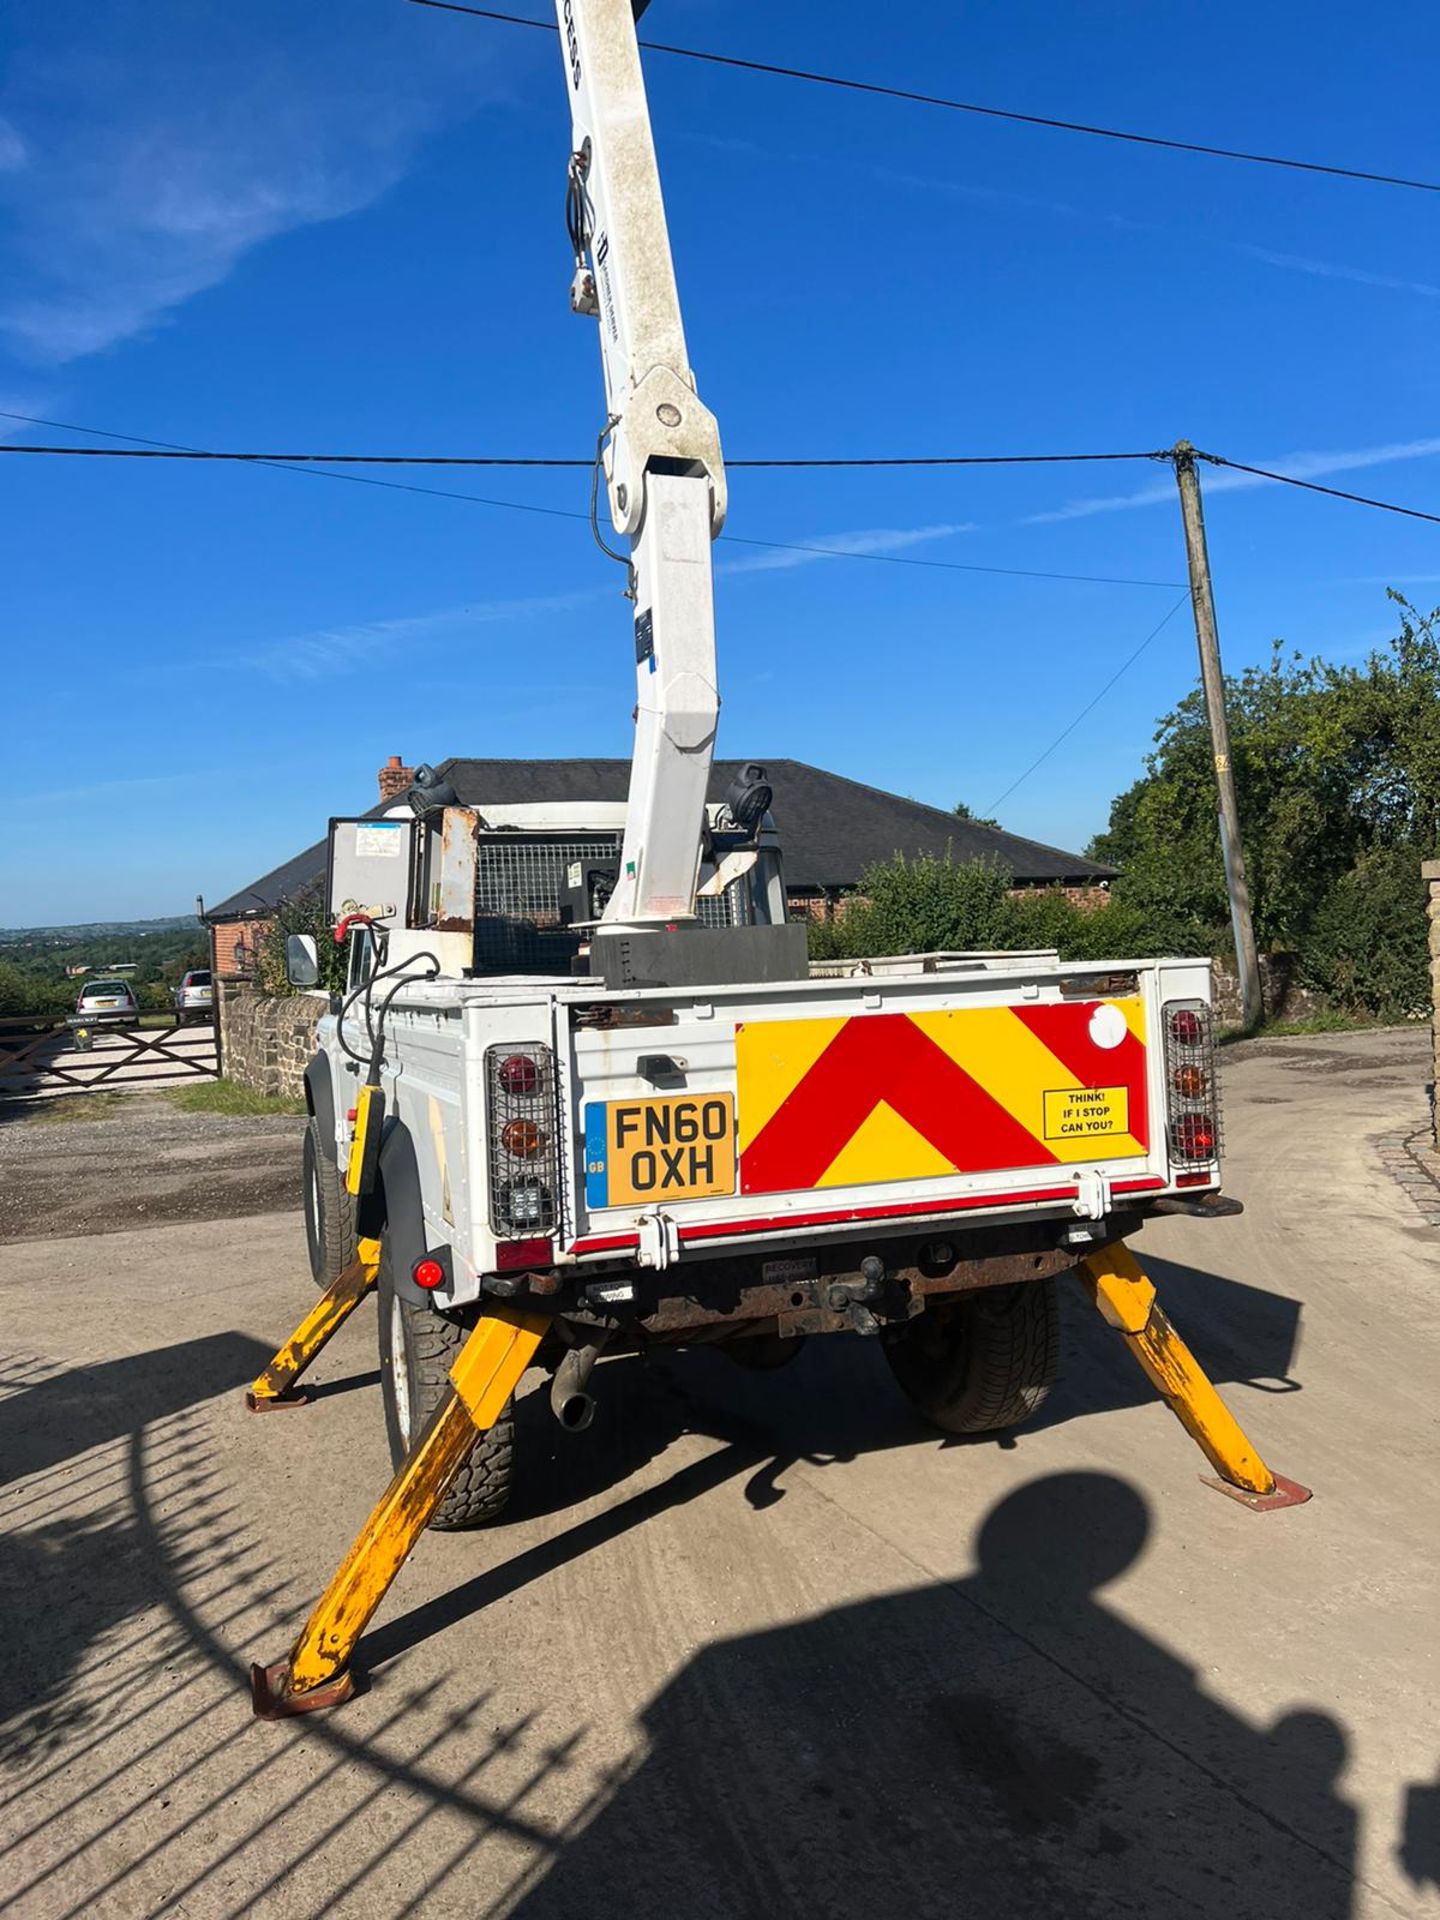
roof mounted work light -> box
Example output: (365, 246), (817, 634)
(405, 764), (460, 817)
(721, 763), (772, 835)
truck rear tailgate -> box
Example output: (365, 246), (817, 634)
(562, 968), (1185, 1258)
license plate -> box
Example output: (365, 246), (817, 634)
(585, 1094), (736, 1208)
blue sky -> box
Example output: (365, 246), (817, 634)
(2, 0), (1437, 924)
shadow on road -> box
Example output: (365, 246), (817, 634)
(508, 1471), (1357, 1920)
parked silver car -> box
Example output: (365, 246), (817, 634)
(75, 978), (140, 1024)
(173, 968), (214, 1023)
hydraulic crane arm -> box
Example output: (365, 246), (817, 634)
(555, 0), (727, 931)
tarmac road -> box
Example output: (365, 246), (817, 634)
(0, 1027), (1437, 1918)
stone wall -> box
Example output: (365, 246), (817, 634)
(217, 981), (324, 1098)
(1209, 953), (1329, 1028)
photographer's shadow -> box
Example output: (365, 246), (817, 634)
(515, 1470), (1356, 1919)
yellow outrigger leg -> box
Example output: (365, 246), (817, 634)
(245, 1237), (383, 1412)
(1078, 1240), (1310, 1511)
(251, 1304), (547, 1717)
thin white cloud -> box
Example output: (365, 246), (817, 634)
(1237, 245), (1440, 301)
(228, 522), (980, 681)
(0, 116), (27, 173)
(232, 588), (610, 683)
(1026, 438), (1440, 525)
(0, 7), (506, 363)
(718, 522), (977, 576)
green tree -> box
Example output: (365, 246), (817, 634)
(1090, 594), (1440, 1016)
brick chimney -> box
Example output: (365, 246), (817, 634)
(378, 754), (415, 804)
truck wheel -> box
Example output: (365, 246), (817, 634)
(302, 1113), (357, 1290)
(884, 1279), (1059, 1435)
(377, 1244), (515, 1529)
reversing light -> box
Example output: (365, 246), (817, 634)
(412, 1257), (446, 1290)
(498, 1054), (541, 1097)
(501, 1117), (546, 1159)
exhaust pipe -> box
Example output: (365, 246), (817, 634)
(550, 1341), (603, 1432)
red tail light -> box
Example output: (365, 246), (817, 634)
(1163, 998), (1220, 1168)
(1170, 1008), (1205, 1047)
(1171, 1113), (1217, 1160)
(486, 1043), (558, 1237)
(498, 1053), (540, 1097)
(412, 1257), (446, 1290)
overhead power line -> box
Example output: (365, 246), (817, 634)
(985, 592), (1193, 813)
(0, 429), (1167, 470)
(7, 417), (1438, 528)
(0, 412), (1181, 589)
(402, 0), (1440, 197)
(1198, 452), (1440, 527)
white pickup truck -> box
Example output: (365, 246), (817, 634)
(294, 792), (1221, 1529)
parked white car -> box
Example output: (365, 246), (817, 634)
(173, 969), (214, 1023)
(75, 978), (140, 1024)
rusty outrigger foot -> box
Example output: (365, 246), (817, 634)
(252, 1306), (547, 1721)
(1078, 1239), (1312, 1512)
(244, 1387), (312, 1413)
(244, 1238), (381, 1413)
(1202, 1472), (1312, 1512)
(250, 1659), (356, 1719)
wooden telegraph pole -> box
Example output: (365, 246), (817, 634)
(1171, 441), (1264, 1032)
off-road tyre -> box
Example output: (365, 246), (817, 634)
(883, 1278), (1059, 1435)
(302, 1112), (358, 1290)
(377, 1241), (515, 1529)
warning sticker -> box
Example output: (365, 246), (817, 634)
(355, 823), (405, 859)
(1043, 1086), (1130, 1141)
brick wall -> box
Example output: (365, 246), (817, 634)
(217, 981), (324, 1098)
(211, 919), (271, 980)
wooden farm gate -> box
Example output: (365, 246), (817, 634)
(0, 1016), (219, 1102)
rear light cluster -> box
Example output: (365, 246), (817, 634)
(485, 1044), (558, 1237)
(1163, 1000), (1220, 1167)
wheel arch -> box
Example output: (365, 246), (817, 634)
(364, 1118), (435, 1308)
(303, 1051), (336, 1161)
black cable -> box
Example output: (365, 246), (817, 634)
(985, 592), (1193, 813)
(588, 417), (630, 566)
(401, 0), (1440, 197)
(365, 956), (441, 1070)
(0, 443), (589, 466)
(0, 428), (1169, 468)
(0, 412), (1182, 587)
(1195, 452), (1440, 527)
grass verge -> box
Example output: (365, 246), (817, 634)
(164, 1080), (306, 1117)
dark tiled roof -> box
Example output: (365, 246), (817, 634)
(206, 758), (1111, 918)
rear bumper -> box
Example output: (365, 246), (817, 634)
(569, 1174), (1171, 1260)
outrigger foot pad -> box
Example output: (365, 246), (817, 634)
(1201, 1472), (1312, 1512)
(250, 1659), (356, 1719)
(244, 1389), (312, 1413)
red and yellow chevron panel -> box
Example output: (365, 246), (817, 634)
(735, 999), (1148, 1195)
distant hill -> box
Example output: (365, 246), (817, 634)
(0, 915), (203, 943)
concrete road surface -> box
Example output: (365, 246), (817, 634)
(1, 1027), (1437, 1918)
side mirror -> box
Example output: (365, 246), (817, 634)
(285, 933), (320, 988)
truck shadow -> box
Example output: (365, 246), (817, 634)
(506, 1249), (1303, 1522)
(506, 1471), (1358, 1920)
